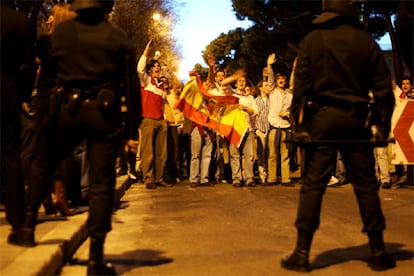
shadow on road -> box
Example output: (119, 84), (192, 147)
(67, 249), (173, 274)
(312, 242), (414, 270)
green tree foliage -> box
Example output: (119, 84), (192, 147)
(14, 0), (180, 73)
(202, 0), (401, 86)
(16, 0), (52, 41)
(193, 63), (209, 81)
(366, 1), (403, 83)
(202, 0), (320, 85)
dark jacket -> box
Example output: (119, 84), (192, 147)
(52, 13), (141, 140)
(292, 16), (395, 133)
(36, 34), (57, 100)
(1, 3), (36, 111)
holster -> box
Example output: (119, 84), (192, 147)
(64, 86), (119, 116)
(39, 87), (63, 133)
(67, 89), (82, 116)
(295, 97), (314, 133)
(96, 88), (117, 112)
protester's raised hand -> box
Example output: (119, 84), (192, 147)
(221, 68), (246, 86)
(143, 39), (153, 56)
(267, 53), (276, 66)
(207, 55), (216, 68)
(232, 68), (247, 80)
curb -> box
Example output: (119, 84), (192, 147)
(32, 175), (132, 275)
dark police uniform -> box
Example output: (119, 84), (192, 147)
(11, 2), (141, 274)
(281, 2), (396, 273)
(293, 15), (394, 238)
(1, 2), (36, 233)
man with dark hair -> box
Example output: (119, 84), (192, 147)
(267, 55), (293, 186)
(137, 40), (170, 189)
(281, 0), (396, 272)
(8, 1), (141, 275)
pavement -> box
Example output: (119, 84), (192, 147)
(1, 174), (413, 276)
(0, 175), (131, 276)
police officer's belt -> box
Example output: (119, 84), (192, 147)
(316, 97), (368, 112)
(60, 87), (100, 103)
(58, 85), (118, 113)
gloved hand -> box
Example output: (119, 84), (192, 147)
(293, 131), (312, 145)
(370, 125), (390, 147)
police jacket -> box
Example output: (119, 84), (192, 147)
(52, 12), (141, 140)
(1, 3), (36, 110)
(36, 34), (56, 100)
(292, 16), (395, 129)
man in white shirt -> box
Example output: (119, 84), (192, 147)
(230, 76), (259, 187)
(267, 54), (293, 185)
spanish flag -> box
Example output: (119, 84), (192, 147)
(174, 72), (248, 148)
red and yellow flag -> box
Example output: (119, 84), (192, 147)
(174, 73), (248, 148)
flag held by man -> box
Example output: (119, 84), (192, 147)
(174, 73), (248, 148)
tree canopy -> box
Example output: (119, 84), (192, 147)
(13, 0), (180, 73)
(111, 0), (180, 71)
(200, 0), (320, 85)
(10, 0), (407, 85)
(199, 0), (403, 86)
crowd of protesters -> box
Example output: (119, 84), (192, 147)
(122, 51), (414, 191)
(1, 0), (413, 274)
(1, 0), (413, 240)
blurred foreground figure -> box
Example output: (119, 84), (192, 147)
(1, 0), (36, 240)
(8, 1), (141, 275)
(281, 0), (396, 272)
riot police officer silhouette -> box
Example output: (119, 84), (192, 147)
(8, 1), (141, 275)
(282, 0), (396, 272)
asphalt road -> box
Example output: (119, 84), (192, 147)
(60, 180), (414, 275)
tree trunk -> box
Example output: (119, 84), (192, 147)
(385, 13), (404, 85)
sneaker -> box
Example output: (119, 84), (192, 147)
(117, 170), (127, 176)
(146, 183), (156, 189)
(128, 172), (138, 183)
(156, 181), (174, 187)
(281, 182), (295, 187)
(245, 182), (256, 187)
(390, 173), (400, 184)
(381, 182), (392, 189)
(328, 176), (340, 187)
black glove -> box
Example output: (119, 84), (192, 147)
(370, 125), (389, 147)
(293, 131), (312, 145)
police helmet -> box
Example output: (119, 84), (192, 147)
(71, 0), (114, 14)
(323, 0), (366, 18)
(314, 0), (367, 24)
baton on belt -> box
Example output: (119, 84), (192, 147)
(285, 137), (395, 146)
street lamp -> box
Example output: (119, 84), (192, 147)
(152, 12), (161, 21)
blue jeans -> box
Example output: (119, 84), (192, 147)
(189, 127), (212, 184)
(229, 131), (255, 185)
